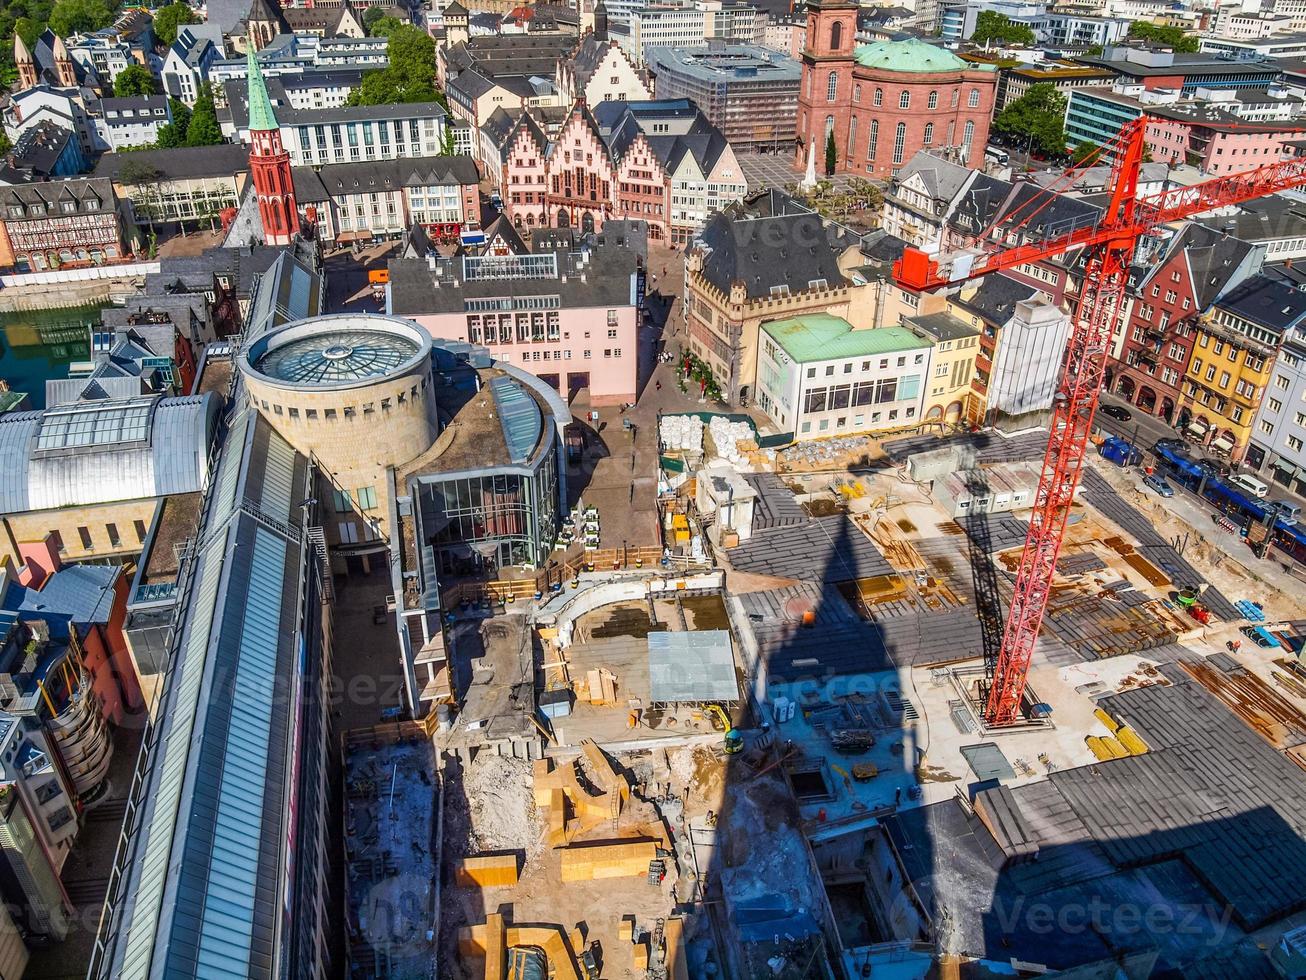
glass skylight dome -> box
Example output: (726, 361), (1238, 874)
(256, 330), (422, 384)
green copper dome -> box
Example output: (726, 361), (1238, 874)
(854, 38), (988, 73)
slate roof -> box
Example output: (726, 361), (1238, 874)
(290, 154), (478, 204)
(10, 121), (76, 177)
(94, 144), (252, 182)
(1157, 222), (1260, 311)
(0, 177), (115, 216)
(0, 564), (122, 640)
(895, 150), (973, 203)
(991, 182), (1102, 243)
(696, 194), (850, 300)
(953, 273), (1039, 325)
(1214, 273), (1306, 333)
(947, 172), (1013, 237)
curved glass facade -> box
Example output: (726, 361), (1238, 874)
(413, 445), (559, 576)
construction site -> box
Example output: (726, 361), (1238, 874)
(404, 412), (1306, 979)
(381, 118), (1306, 979)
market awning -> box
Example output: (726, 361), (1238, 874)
(1212, 433), (1236, 452)
(1187, 419), (1209, 436)
(1273, 457), (1296, 473)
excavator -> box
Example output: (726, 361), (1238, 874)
(705, 704), (743, 754)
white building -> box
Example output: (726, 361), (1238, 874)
(67, 34), (135, 89)
(621, 0), (765, 65)
(161, 25), (225, 106)
(91, 95), (170, 150)
(1, 85), (97, 157)
(988, 298), (1073, 418)
(1249, 327), (1306, 494)
(755, 313), (932, 438)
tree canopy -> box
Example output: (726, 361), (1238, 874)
(155, 98), (191, 147)
(152, 1), (198, 45)
(1127, 21), (1199, 53)
(347, 24), (443, 106)
(367, 14), (405, 37)
(992, 82), (1068, 158)
(48, 0), (112, 37)
(185, 82), (223, 146)
(1071, 141), (1098, 165)
(113, 63), (157, 97)
(972, 11), (1035, 47)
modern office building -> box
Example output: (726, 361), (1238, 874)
(645, 44), (801, 150)
(1077, 47), (1282, 94)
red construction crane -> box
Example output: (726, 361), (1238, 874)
(893, 117), (1306, 727)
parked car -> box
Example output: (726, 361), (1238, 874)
(1142, 473), (1175, 497)
(1100, 404), (1132, 422)
(1154, 437), (1185, 453)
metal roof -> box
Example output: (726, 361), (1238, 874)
(647, 630), (738, 703)
(105, 407), (314, 980)
(0, 394), (220, 514)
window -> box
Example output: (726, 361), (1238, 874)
(968, 88), (980, 107)
(827, 71), (838, 102)
(337, 521), (359, 544)
(853, 84), (861, 103)
(867, 119), (878, 159)
(78, 526), (92, 549)
(356, 486), (378, 510)
(899, 90), (910, 109)
(829, 20), (843, 49)
(1276, 374), (1291, 390)
(923, 122), (934, 145)
(106, 523), (120, 548)
(962, 120), (975, 151)
(332, 489), (353, 511)
(951, 88), (959, 107)
(1290, 435), (1305, 452)
(873, 88), (883, 106)
(928, 90), (938, 109)
(847, 116), (857, 155)
(807, 367), (816, 378)
(893, 122), (906, 164)
(1220, 371), (1231, 387)
(1261, 419), (1275, 435)
(1269, 397), (1283, 413)
(134, 519), (147, 542)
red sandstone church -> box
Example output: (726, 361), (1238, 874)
(794, 0), (998, 179)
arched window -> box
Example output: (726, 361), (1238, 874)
(827, 71), (838, 102)
(873, 88), (883, 107)
(923, 122), (934, 145)
(853, 83), (861, 103)
(868, 119), (878, 160)
(829, 20), (843, 50)
(951, 88), (959, 108)
(892, 121), (907, 164)
(968, 88), (980, 108)
(825, 115), (835, 142)
(899, 90), (910, 109)
(927, 90), (938, 109)
(847, 115), (858, 155)
(963, 120), (975, 151)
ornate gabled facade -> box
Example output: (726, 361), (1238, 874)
(245, 48), (299, 245)
(495, 98), (746, 243)
(556, 31), (649, 106)
(544, 101), (614, 233)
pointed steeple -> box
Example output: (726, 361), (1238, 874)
(13, 33), (31, 64)
(246, 44), (279, 134)
(13, 33), (36, 89)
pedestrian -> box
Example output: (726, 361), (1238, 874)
(656, 380), (662, 391)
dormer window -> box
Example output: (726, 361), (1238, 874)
(62, 201), (76, 213)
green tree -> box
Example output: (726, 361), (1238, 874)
(152, 1), (198, 45)
(155, 97), (191, 147)
(367, 14), (404, 36)
(0, 131), (10, 155)
(185, 82), (222, 146)
(824, 129), (836, 176)
(48, 0), (112, 37)
(1083, 43), (1104, 57)
(1127, 21), (1199, 53)
(972, 10), (1035, 46)
(347, 24), (442, 106)
(992, 82), (1068, 157)
(15, 16), (44, 48)
(113, 64), (157, 97)
(1071, 140), (1098, 165)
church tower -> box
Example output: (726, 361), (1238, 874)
(51, 34), (76, 87)
(246, 47), (299, 246)
(443, 0), (469, 47)
(14, 34), (36, 89)
(794, 0), (858, 174)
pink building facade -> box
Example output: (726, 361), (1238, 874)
(387, 240), (643, 405)
(544, 103), (615, 233)
(1146, 117), (1306, 175)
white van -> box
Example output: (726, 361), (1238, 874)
(1231, 473), (1269, 498)
(985, 146), (1010, 166)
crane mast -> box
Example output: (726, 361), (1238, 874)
(893, 116), (1306, 726)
